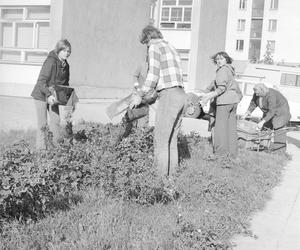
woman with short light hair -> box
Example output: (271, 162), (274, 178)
(242, 83), (291, 152)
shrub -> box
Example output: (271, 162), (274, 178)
(0, 121), (287, 249)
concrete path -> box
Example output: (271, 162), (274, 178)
(0, 96), (210, 135)
(1, 96), (300, 249)
(0, 96), (117, 131)
(233, 131), (300, 250)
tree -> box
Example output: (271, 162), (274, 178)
(263, 42), (274, 65)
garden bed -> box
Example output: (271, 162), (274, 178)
(0, 122), (288, 249)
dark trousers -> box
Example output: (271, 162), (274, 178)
(264, 115), (290, 152)
(214, 103), (238, 158)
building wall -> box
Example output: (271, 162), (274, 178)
(161, 30), (191, 50)
(152, 0), (191, 50)
(0, 0), (152, 98)
(226, 0), (300, 64)
(262, 0), (300, 63)
(0, 0), (50, 97)
(225, 0), (252, 61)
(61, 0), (152, 98)
(189, 0), (229, 90)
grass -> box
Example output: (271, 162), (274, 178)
(0, 126), (288, 249)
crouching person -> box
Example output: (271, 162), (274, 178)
(121, 54), (158, 138)
(242, 83), (291, 153)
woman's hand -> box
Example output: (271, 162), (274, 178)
(129, 94), (142, 109)
(241, 111), (251, 120)
(256, 119), (265, 130)
(47, 95), (56, 105)
(200, 95), (210, 106)
(200, 91), (218, 107)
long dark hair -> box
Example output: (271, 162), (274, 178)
(211, 51), (233, 64)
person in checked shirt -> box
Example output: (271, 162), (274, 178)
(131, 25), (187, 177)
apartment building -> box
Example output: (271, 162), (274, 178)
(153, 0), (230, 89)
(153, 0), (193, 82)
(153, 0), (300, 89)
(226, 0), (300, 64)
(0, 0), (153, 97)
(0, 0), (51, 96)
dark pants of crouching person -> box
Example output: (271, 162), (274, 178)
(263, 114), (290, 152)
(154, 87), (186, 177)
(121, 104), (150, 138)
(214, 103), (238, 158)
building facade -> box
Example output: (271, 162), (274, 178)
(153, 0), (230, 90)
(2, 0), (299, 97)
(0, 0), (154, 97)
(0, 0), (51, 96)
(225, 0), (300, 64)
(153, 0), (300, 90)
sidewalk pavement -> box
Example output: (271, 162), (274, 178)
(1, 96), (300, 249)
(0, 95), (210, 136)
(233, 131), (300, 250)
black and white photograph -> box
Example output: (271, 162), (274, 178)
(0, 0), (300, 249)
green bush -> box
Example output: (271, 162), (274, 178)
(0, 122), (180, 221)
(0, 121), (287, 249)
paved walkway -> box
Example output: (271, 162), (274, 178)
(233, 131), (300, 250)
(0, 96), (300, 249)
(0, 96), (210, 136)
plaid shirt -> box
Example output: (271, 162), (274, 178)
(144, 39), (184, 92)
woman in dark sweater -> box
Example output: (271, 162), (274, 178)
(31, 39), (71, 150)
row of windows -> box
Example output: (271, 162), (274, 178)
(159, 0), (279, 30)
(160, 0), (193, 29)
(280, 73), (300, 87)
(239, 0), (279, 10)
(235, 40), (275, 52)
(237, 19), (277, 32)
(0, 6), (50, 64)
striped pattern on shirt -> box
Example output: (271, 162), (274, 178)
(144, 39), (184, 92)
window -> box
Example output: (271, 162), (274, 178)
(268, 19), (277, 32)
(160, 0), (193, 29)
(252, 0), (264, 18)
(270, 0), (279, 9)
(237, 19), (246, 31)
(239, 0), (247, 10)
(177, 49), (189, 82)
(280, 74), (300, 87)
(0, 6), (50, 64)
(250, 19), (263, 38)
(267, 40), (275, 53)
(236, 40), (244, 51)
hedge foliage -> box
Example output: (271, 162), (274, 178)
(0, 122), (287, 249)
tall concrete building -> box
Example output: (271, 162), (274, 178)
(153, 0), (300, 90)
(153, 0), (230, 90)
(0, 0), (154, 97)
(1, 0), (299, 97)
(225, 0), (300, 64)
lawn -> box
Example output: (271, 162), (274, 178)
(0, 122), (288, 249)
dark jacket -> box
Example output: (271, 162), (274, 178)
(214, 64), (243, 105)
(247, 88), (291, 128)
(31, 50), (69, 101)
